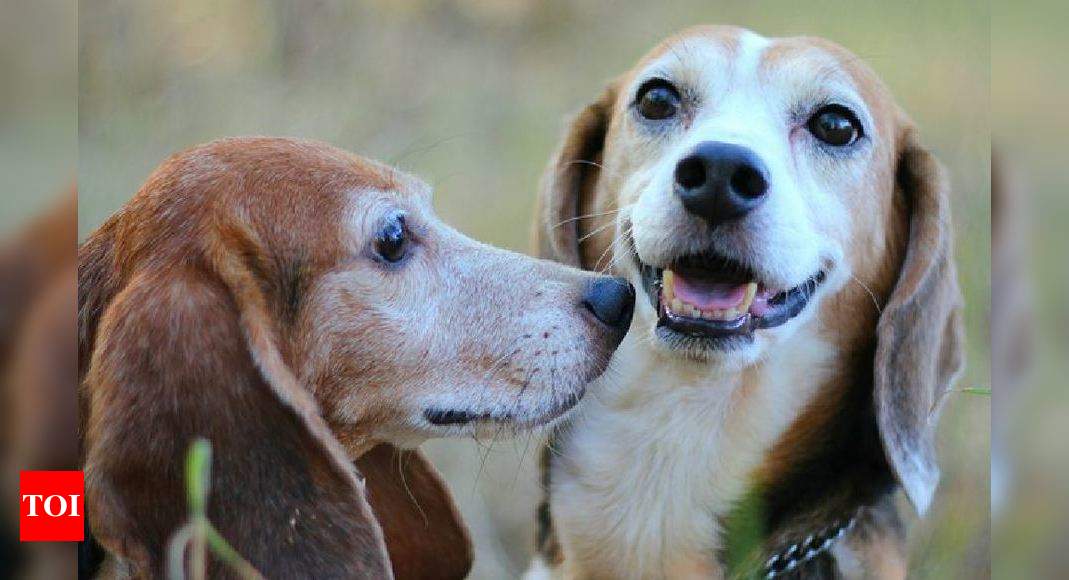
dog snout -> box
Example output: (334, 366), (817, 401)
(581, 277), (636, 337)
(674, 141), (769, 227)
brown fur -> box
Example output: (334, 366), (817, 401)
(357, 444), (472, 579)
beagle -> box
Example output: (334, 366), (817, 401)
(78, 137), (635, 578)
(531, 26), (964, 579)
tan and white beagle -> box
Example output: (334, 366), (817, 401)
(531, 26), (964, 579)
(77, 137), (635, 578)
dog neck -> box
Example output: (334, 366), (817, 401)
(545, 318), (899, 577)
(545, 322), (837, 572)
(721, 342), (900, 577)
(721, 489), (863, 578)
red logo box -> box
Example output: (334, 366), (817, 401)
(19, 471), (84, 542)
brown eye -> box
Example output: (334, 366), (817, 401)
(374, 214), (407, 263)
(636, 80), (681, 120)
(807, 105), (862, 146)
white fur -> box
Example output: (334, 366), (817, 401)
(543, 324), (834, 578)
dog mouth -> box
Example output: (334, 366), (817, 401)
(423, 388), (584, 429)
(638, 252), (825, 344)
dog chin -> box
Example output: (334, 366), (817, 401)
(637, 309), (765, 369)
(421, 386), (586, 437)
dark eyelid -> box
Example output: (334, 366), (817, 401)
(378, 209), (428, 249)
(377, 210), (406, 234)
(812, 103), (865, 136)
(633, 78), (680, 104)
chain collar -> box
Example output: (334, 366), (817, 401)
(761, 510), (860, 579)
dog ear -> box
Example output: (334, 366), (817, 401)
(357, 444), (473, 580)
(873, 122), (965, 516)
(82, 225), (392, 578)
(535, 81), (619, 268)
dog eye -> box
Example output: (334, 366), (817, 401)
(807, 105), (862, 146)
(374, 214), (407, 263)
(636, 80), (681, 121)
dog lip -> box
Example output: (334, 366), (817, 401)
(424, 408), (484, 426)
(658, 305), (754, 337)
(423, 388), (585, 428)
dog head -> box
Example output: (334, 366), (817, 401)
(80, 137), (633, 577)
(538, 26), (962, 514)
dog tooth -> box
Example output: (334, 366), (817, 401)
(689, 305), (701, 318)
(701, 309), (715, 320)
(723, 308), (739, 319)
(662, 270), (675, 301)
(670, 298), (684, 314)
(740, 282), (758, 311)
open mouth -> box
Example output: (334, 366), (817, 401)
(423, 388), (584, 429)
(638, 252), (825, 344)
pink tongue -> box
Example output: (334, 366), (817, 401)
(673, 274), (747, 310)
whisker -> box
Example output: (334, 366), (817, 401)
(851, 274), (882, 313)
(478, 337), (524, 384)
(396, 447), (429, 526)
(511, 429), (536, 489)
(473, 365), (534, 491)
(551, 205), (629, 230)
(472, 424), (504, 493)
(559, 159), (624, 180)
(388, 131), (481, 167)
(577, 219), (618, 245)
(593, 223), (633, 274)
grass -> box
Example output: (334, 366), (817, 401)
(166, 439), (263, 580)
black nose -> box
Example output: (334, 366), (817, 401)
(674, 141), (770, 226)
(582, 277), (635, 334)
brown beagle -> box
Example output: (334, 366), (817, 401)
(78, 137), (634, 578)
(530, 26), (963, 578)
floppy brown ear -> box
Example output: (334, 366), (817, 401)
(82, 227), (391, 577)
(873, 123), (965, 515)
(535, 82), (618, 268)
(357, 444), (472, 580)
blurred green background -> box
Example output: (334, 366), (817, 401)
(73, 1), (989, 577)
(0, 0), (75, 232)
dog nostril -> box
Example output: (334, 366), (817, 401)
(674, 156), (707, 190)
(582, 277), (636, 333)
(730, 164), (768, 199)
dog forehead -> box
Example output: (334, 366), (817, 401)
(623, 26), (756, 96)
(632, 25), (748, 70)
(626, 27), (883, 109)
(344, 181), (432, 232)
(759, 36), (890, 105)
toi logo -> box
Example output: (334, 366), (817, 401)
(19, 471), (84, 542)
